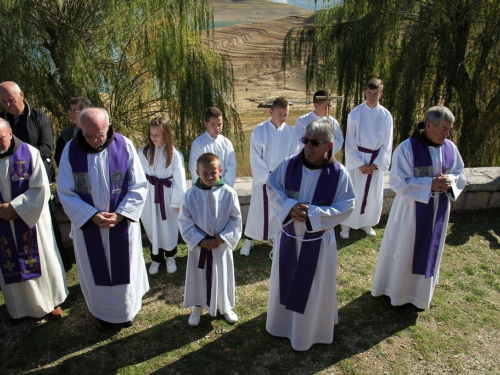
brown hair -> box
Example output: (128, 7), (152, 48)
(367, 78), (384, 92)
(196, 153), (221, 169)
(143, 116), (174, 168)
(205, 107), (223, 122)
(70, 97), (92, 110)
(271, 97), (288, 109)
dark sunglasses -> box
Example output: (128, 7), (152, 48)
(301, 136), (328, 147)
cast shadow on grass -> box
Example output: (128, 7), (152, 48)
(446, 209), (500, 249)
(153, 292), (418, 374)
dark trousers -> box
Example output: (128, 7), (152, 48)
(151, 246), (178, 264)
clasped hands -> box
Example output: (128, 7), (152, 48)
(359, 163), (378, 175)
(0, 203), (18, 221)
(290, 202), (309, 222)
(199, 234), (224, 251)
(91, 212), (124, 228)
(431, 173), (452, 192)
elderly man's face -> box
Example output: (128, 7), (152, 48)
(80, 110), (109, 149)
(426, 119), (453, 145)
(0, 86), (25, 117)
(303, 130), (333, 166)
(0, 123), (13, 154)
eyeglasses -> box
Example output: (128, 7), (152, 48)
(68, 110), (81, 114)
(301, 136), (328, 147)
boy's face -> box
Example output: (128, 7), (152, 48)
(269, 105), (289, 127)
(365, 88), (383, 108)
(204, 116), (223, 138)
(196, 162), (222, 187)
(313, 100), (330, 117)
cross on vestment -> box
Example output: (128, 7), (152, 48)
(110, 170), (125, 194)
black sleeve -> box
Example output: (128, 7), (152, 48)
(54, 136), (65, 167)
(35, 110), (54, 159)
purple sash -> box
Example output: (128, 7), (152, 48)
(69, 134), (131, 286)
(145, 174), (172, 221)
(279, 155), (340, 314)
(197, 235), (215, 307)
(358, 146), (380, 214)
(410, 138), (453, 278)
(0, 143), (41, 284)
(262, 184), (269, 240)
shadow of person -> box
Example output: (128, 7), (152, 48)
(446, 209), (499, 249)
(153, 292), (418, 374)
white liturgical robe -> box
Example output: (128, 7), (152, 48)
(342, 102), (393, 229)
(189, 132), (237, 187)
(266, 156), (355, 351)
(179, 181), (242, 317)
(0, 142), (68, 319)
(245, 119), (299, 241)
(294, 112), (344, 155)
(58, 134), (149, 323)
(371, 138), (465, 309)
(139, 145), (186, 253)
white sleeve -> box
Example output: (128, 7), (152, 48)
(250, 128), (271, 185)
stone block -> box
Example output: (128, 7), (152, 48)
(462, 191), (491, 210)
(451, 194), (466, 211)
(488, 191), (500, 208)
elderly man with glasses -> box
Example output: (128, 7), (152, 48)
(265, 118), (355, 351)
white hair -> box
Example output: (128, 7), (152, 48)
(306, 118), (334, 142)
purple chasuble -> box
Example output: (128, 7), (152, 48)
(197, 235), (215, 306)
(0, 143), (41, 284)
(358, 146), (380, 214)
(279, 155), (340, 314)
(69, 134), (131, 286)
(145, 174), (172, 221)
(410, 138), (454, 278)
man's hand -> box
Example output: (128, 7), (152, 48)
(367, 163), (378, 173)
(0, 203), (18, 221)
(431, 173), (452, 192)
(91, 212), (124, 228)
(359, 164), (373, 174)
(290, 202), (309, 222)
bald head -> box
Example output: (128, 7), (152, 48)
(0, 118), (13, 154)
(0, 81), (25, 117)
(79, 108), (110, 149)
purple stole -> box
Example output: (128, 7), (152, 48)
(358, 146), (380, 214)
(262, 184), (269, 240)
(410, 138), (454, 278)
(279, 155), (340, 314)
(0, 143), (41, 284)
(69, 134), (131, 286)
(145, 174), (172, 221)
(198, 235), (215, 306)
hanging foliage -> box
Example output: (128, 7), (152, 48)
(283, 0), (500, 166)
(0, 0), (242, 158)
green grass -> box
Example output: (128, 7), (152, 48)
(1, 209), (499, 374)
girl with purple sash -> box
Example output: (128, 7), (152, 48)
(372, 106), (465, 311)
(266, 119), (355, 351)
(139, 117), (186, 275)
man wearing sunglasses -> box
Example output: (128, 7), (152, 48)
(266, 119), (355, 351)
(340, 78), (393, 239)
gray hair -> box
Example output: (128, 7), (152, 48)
(79, 107), (109, 126)
(424, 106), (455, 126)
(305, 118), (334, 142)
(0, 118), (11, 130)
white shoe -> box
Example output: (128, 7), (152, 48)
(340, 225), (349, 239)
(166, 257), (177, 274)
(240, 239), (253, 256)
(224, 310), (238, 324)
(149, 261), (161, 275)
(267, 239), (274, 247)
(363, 227), (376, 236)
(188, 306), (203, 326)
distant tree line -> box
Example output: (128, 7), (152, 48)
(0, 0), (243, 158)
(283, 0), (500, 167)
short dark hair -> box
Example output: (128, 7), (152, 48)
(205, 107), (223, 122)
(70, 97), (92, 110)
(271, 97), (288, 109)
(313, 90), (329, 104)
(366, 78), (384, 92)
(197, 152), (221, 169)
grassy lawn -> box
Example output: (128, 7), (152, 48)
(0, 209), (499, 374)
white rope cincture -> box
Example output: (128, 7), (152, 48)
(270, 224), (326, 260)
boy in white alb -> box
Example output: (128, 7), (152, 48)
(189, 107), (237, 187)
(240, 97), (300, 256)
(179, 153), (242, 326)
(294, 90), (344, 155)
(340, 78), (393, 239)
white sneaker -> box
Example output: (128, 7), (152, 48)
(224, 310), (238, 324)
(363, 227), (376, 236)
(149, 261), (161, 275)
(166, 257), (177, 274)
(267, 239), (274, 247)
(240, 239), (253, 256)
(188, 306), (203, 326)
(340, 225), (350, 239)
